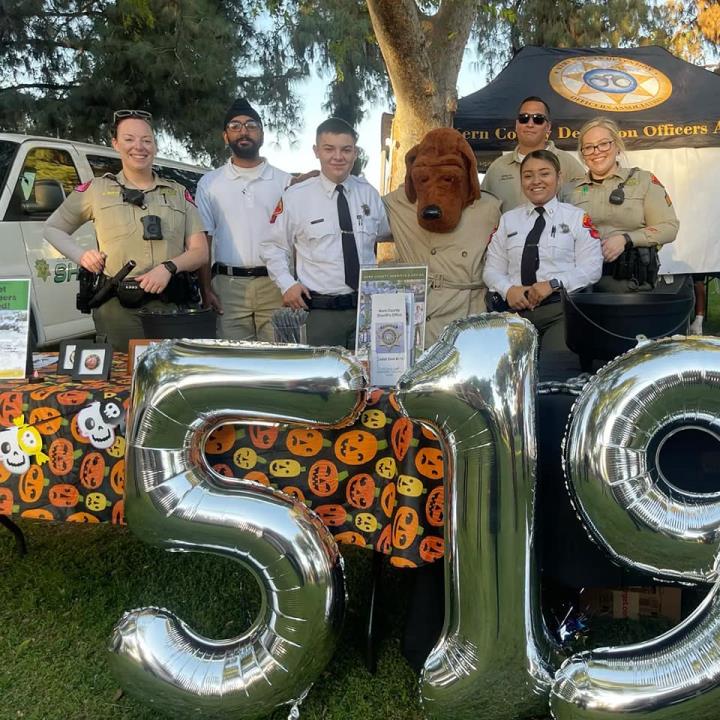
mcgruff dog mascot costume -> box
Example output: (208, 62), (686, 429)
(383, 128), (501, 346)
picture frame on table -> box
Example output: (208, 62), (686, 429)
(127, 338), (161, 374)
(0, 277), (32, 380)
(71, 341), (113, 381)
(57, 339), (80, 376)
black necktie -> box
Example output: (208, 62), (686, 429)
(336, 184), (360, 291)
(520, 206), (546, 286)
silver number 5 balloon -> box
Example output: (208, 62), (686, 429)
(109, 340), (365, 719)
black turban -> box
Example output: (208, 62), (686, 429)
(224, 98), (262, 127)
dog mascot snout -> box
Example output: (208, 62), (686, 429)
(421, 204), (442, 220)
(383, 128), (501, 346)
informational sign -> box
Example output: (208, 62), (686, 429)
(0, 278), (32, 379)
(355, 266), (427, 387)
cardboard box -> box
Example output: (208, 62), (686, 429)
(584, 586), (682, 623)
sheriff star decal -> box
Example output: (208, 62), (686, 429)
(549, 56), (672, 112)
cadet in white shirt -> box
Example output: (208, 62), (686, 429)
(195, 98), (291, 341)
(261, 117), (390, 349)
(483, 149), (603, 351)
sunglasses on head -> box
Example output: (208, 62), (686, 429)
(113, 109), (153, 123)
(517, 113), (548, 125)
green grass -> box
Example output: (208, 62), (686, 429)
(0, 520), (688, 720)
(705, 278), (720, 336)
(0, 520), (423, 720)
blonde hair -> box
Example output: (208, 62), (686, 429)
(577, 117), (626, 163)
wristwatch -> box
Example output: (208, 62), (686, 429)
(162, 260), (178, 275)
(549, 278), (561, 292)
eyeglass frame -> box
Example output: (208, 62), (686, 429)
(580, 139), (615, 157)
(226, 120), (262, 132)
(113, 109), (153, 124)
(517, 113), (548, 125)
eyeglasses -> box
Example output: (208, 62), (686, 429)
(226, 120), (262, 132)
(581, 139), (614, 156)
(517, 113), (548, 125)
(113, 109), (153, 123)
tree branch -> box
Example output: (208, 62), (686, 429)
(0, 82), (77, 93)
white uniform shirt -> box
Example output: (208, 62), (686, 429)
(195, 159), (291, 267)
(261, 172), (390, 295)
(483, 196), (603, 299)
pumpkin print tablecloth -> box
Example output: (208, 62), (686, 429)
(0, 357), (445, 567)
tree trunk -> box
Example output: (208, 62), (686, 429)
(366, 0), (476, 190)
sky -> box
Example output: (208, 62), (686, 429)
(262, 54), (484, 190)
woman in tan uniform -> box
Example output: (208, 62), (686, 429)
(560, 117), (679, 293)
(44, 110), (208, 351)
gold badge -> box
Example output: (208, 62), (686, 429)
(549, 56), (672, 112)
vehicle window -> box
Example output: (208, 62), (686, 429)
(0, 140), (19, 197)
(4, 147), (80, 222)
(154, 165), (204, 197)
(87, 153), (122, 177)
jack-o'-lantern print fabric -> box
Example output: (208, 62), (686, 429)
(207, 389), (445, 566)
(1, 358), (445, 566)
(0, 356), (130, 527)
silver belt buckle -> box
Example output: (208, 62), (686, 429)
(429, 273), (443, 290)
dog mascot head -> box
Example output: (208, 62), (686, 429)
(404, 128), (481, 233)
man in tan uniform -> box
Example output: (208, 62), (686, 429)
(481, 96), (584, 211)
(383, 128), (501, 346)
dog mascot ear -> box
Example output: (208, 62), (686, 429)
(404, 143), (421, 203)
(459, 138), (481, 206)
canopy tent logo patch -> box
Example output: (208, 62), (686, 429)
(549, 56), (672, 112)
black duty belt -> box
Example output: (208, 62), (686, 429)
(308, 291), (358, 310)
(212, 263), (268, 277)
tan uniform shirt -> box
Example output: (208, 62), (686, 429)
(48, 171), (204, 276)
(481, 141), (585, 212)
(559, 167), (679, 248)
(383, 187), (501, 347)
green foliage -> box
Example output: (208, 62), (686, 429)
(269, 0), (391, 127)
(0, 0), (305, 164)
(473, 0), (670, 78)
(1, 0), (716, 162)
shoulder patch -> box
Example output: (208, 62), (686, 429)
(184, 189), (196, 206)
(75, 180), (92, 193)
(582, 213), (601, 240)
(270, 198), (283, 224)
(650, 174), (665, 188)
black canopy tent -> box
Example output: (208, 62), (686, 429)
(454, 46), (720, 273)
(454, 46), (720, 155)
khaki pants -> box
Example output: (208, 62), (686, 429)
(93, 297), (183, 353)
(212, 274), (282, 342)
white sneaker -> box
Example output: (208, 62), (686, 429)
(688, 316), (704, 335)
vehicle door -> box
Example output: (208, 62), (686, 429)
(3, 141), (96, 345)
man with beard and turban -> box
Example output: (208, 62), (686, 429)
(196, 98), (292, 341)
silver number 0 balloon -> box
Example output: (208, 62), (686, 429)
(109, 340), (364, 719)
(554, 336), (720, 719)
